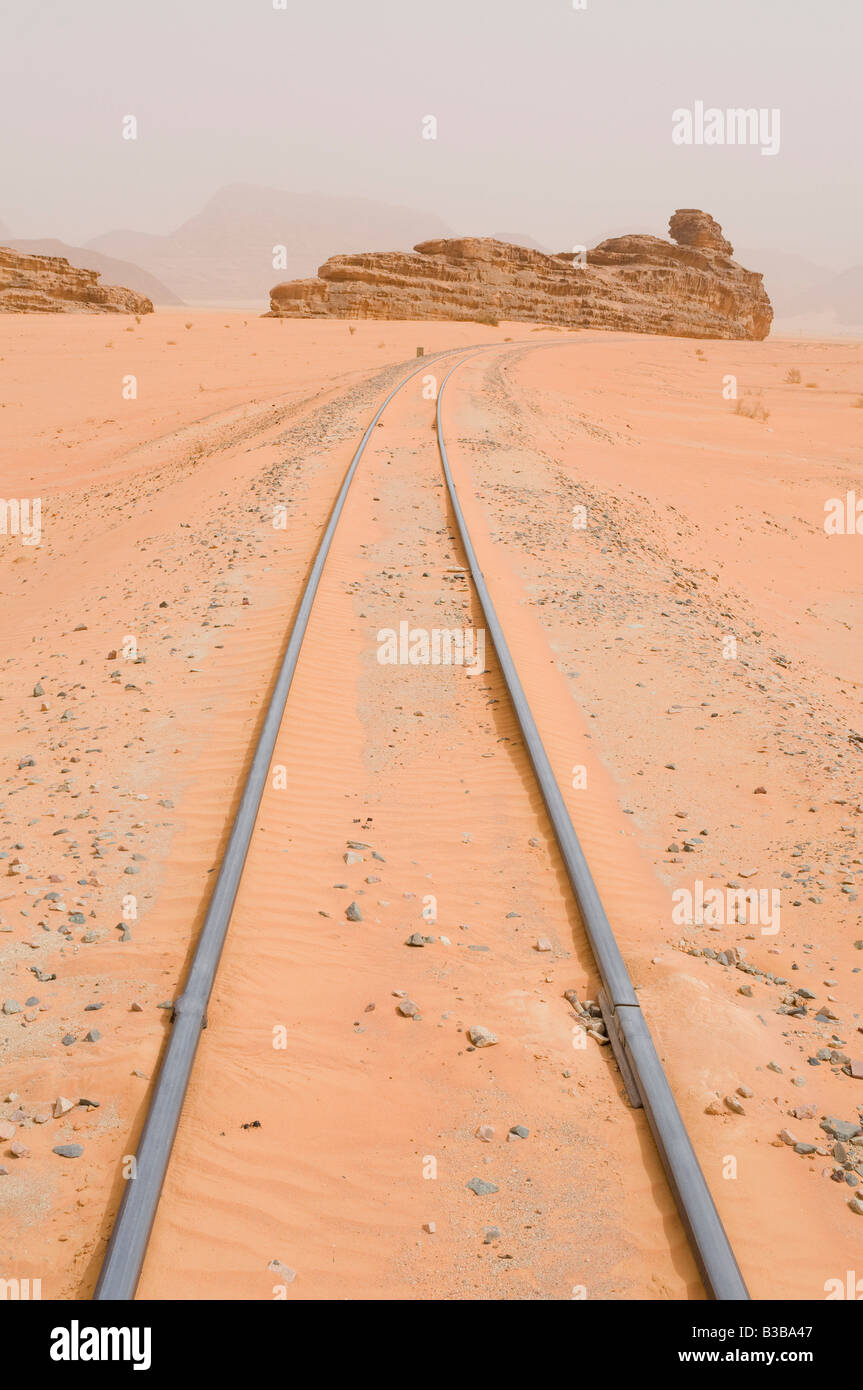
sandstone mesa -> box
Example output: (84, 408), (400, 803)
(0, 245), (154, 315)
(268, 209), (772, 340)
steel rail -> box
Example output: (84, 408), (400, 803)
(93, 346), (482, 1300)
(435, 352), (749, 1301)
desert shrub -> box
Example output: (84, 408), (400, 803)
(784, 368), (802, 383)
(734, 393), (770, 422)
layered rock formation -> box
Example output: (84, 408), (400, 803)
(268, 209), (772, 340)
(0, 246), (154, 314)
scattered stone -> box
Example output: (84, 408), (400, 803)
(397, 998), (419, 1018)
(821, 1116), (862, 1142)
(423, 1223), (436, 1235)
(53, 1097), (75, 1118)
(53, 1144), (83, 1158)
(779, 1129), (798, 1146)
(345, 902), (363, 922)
(267, 1258), (296, 1284)
(535, 938), (553, 953)
(466, 1177), (498, 1196)
(483, 1226), (501, 1243)
(724, 1096), (745, 1115)
(475, 1125), (495, 1142)
(508, 1124), (529, 1139)
(467, 1025), (498, 1048)
(0, 1121), (16, 1141)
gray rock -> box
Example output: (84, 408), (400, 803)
(821, 1116), (862, 1142)
(53, 1144), (83, 1158)
(345, 902), (363, 922)
(483, 1226), (501, 1243)
(267, 1258), (296, 1284)
(466, 1177), (498, 1196)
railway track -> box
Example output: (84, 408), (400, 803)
(94, 343), (748, 1302)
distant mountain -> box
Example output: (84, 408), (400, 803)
(735, 247), (832, 317)
(86, 184), (455, 304)
(785, 264), (863, 325)
(4, 238), (182, 305)
(486, 232), (551, 253)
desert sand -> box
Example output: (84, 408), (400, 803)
(1, 311), (861, 1300)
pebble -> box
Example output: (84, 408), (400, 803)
(53, 1097), (75, 1118)
(397, 999), (419, 1018)
(345, 902), (363, 922)
(724, 1096), (745, 1115)
(53, 1144), (83, 1158)
(0, 1121), (16, 1141)
(508, 1125), (529, 1140)
(423, 1223), (436, 1235)
(467, 1025), (498, 1048)
(466, 1177), (498, 1196)
(475, 1125), (495, 1142)
(483, 1226), (501, 1243)
(267, 1258), (296, 1284)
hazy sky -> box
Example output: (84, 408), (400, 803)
(2, 0), (860, 266)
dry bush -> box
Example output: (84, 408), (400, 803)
(734, 393), (770, 422)
(784, 368), (802, 384)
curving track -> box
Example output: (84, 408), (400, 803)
(94, 343), (748, 1302)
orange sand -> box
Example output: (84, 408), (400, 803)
(0, 312), (861, 1300)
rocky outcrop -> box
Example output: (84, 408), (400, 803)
(268, 209), (772, 340)
(0, 246), (154, 314)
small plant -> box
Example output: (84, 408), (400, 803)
(734, 393), (770, 422)
(784, 368), (801, 384)
(348, 325), (356, 335)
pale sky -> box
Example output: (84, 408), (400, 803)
(2, 0), (860, 267)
